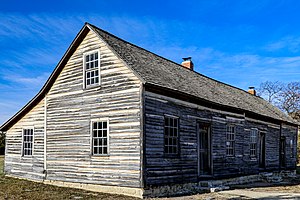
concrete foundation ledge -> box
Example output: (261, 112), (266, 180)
(43, 180), (144, 198)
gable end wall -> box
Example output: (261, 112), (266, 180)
(4, 30), (143, 189)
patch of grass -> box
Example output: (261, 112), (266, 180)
(0, 156), (138, 199)
(0, 176), (139, 200)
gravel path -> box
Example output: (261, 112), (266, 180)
(219, 189), (300, 199)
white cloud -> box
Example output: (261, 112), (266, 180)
(264, 36), (300, 53)
(2, 72), (49, 88)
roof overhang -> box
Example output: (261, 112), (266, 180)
(144, 83), (299, 127)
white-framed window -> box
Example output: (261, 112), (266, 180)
(250, 128), (258, 157)
(164, 115), (179, 155)
(91, 120), (109, 155)
(22, 128), (34, 156)
(226, 125), (235, 156)
(83, 50), (100, 88)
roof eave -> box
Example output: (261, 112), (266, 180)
(144, 82), (298, 127)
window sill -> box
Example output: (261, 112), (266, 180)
(83, 84), (101, 91)
(91, 155), (110, 160)
(21, 156), (33, 159)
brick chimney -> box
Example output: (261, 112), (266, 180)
(248, 86), (256, 96)
(181, 57), (194, 70)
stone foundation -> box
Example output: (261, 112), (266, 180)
(143, 170), (297, 198)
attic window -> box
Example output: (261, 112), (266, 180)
(84, 51), (100, 88)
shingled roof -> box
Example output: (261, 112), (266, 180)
(0, 23), (297, 131)
(88, 24), (295, 124)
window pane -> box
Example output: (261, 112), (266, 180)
(174, 119), (177, 127)
(165, 117), (169, 126)
(95, 52), (98, 59)
(86, 55), (90, 62)
(103, 130), (107, 137)
(94, 147), (98, 154)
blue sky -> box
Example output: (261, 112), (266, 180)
(1, 0), (300, 124)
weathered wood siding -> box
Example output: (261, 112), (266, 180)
(45, 30), (142, 188)
(282, 124), (298, 169)
(5, 100), (45, 180)
(144, 91), (297, 186)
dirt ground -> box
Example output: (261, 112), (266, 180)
(160, 175), (300, 200)
(1, 155), (300, 199)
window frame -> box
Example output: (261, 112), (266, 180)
(22, 127), (34, 157)
(163, 115), (180, 157)
(226, 124), (235, 156)
(90, 119), (109, 156)
(249, 128), (258, 158)
(83, 50), (101, 89)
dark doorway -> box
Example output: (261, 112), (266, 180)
(280, 137), (286, 168)
(259, 132), (266, 168)
(198, 122), (211, 176)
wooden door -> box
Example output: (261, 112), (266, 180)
(280, 137), (286, 168)
(198, 123), (211, 176)
(259, 133), (266, 168)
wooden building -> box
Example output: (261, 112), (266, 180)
(0, 23), (298, 198)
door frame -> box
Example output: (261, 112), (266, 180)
(197, 121), (213, 177)
(280, 136), (286, 169)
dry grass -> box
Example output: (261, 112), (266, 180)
(0, 156), (138, 200)
(0, 156), (3, 175)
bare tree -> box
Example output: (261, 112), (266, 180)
(257, 81), (300, 122)
(280, 82), (300, 121)
(257, 81), (284, 103)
